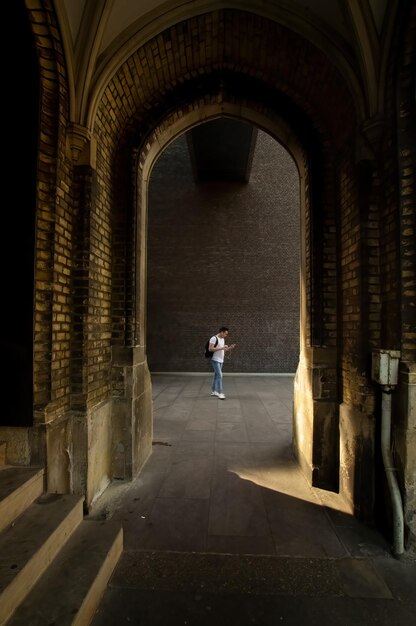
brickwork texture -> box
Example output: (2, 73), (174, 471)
(147, 130), (300, 372)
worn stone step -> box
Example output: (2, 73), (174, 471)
(6, 519), (123, 626)
(0, 493), (84, 626)
(0, 466), (44, 533)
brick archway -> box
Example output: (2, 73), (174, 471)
(105, 96), (341, 496)
(87, 9), (359, 501)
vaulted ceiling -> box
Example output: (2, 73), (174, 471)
(61, 0), (389, 56)
(54, 0), (394, 127)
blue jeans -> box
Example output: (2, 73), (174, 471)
(211, 360), (223, 393)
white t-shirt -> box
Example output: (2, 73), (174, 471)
(210, 335), (225, 363)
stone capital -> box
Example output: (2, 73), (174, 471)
(66, 123), (96, 167)
(355, 116), (386, 163)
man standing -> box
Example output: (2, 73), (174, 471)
(209, 327), (236, 400)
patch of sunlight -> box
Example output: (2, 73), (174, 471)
(227, 463), (318, 504)
(228, 464), (353, 515)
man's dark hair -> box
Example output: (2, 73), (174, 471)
(219, 326), (229, 333)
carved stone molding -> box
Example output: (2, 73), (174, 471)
(355, 116), (386, 163)
(66, 123), (96, 167)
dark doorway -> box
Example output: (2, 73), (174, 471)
(1, 2), (39, 426)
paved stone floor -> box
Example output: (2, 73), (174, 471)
(91, 374), (416, 626)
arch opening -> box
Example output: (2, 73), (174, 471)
(112, 98), (340, 497)
(146, 120), (301, 375)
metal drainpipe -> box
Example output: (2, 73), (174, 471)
(380, 385), (404, 557)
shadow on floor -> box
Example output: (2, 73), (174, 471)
(90, 374), (416, 626)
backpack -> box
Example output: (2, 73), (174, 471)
(204, 336), (218, 358)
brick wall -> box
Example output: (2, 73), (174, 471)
(26, 1), (74, 420)
(146, 129), (300, 372)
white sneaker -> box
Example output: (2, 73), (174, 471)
(218, 393), (226, 399)
(211, 391), (219, 397)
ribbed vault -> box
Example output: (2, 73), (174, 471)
(94, 9), (356, 148)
